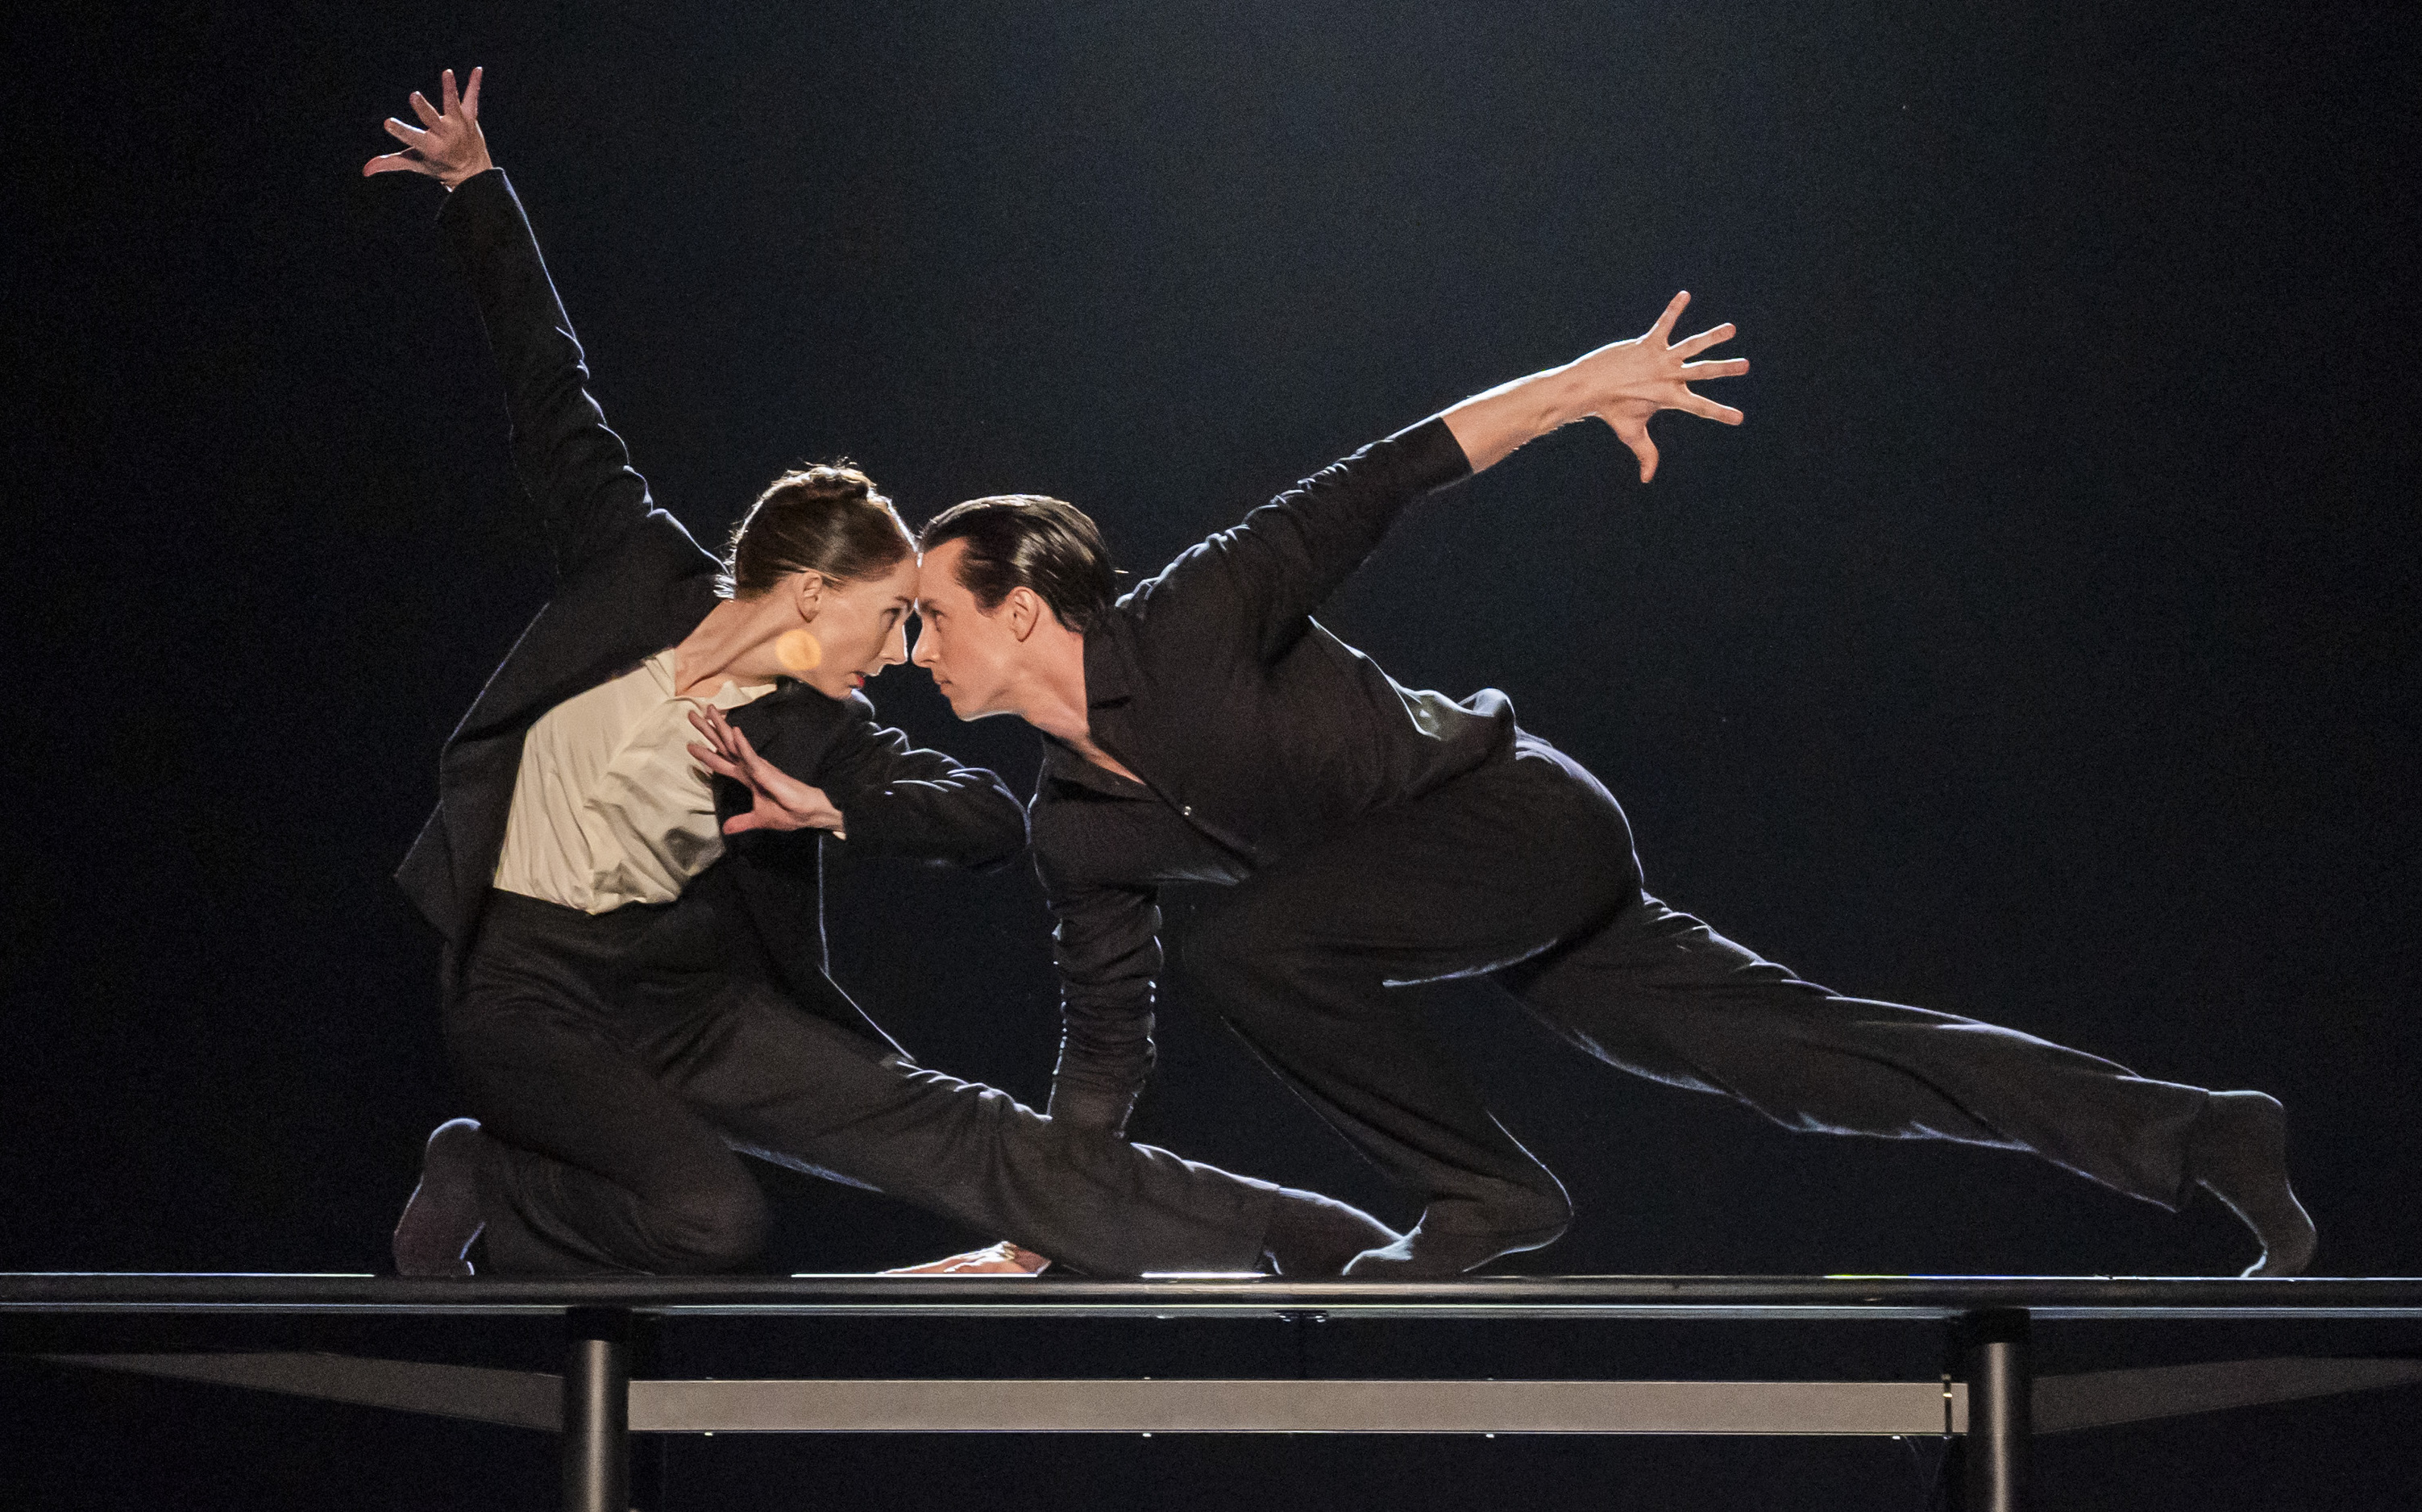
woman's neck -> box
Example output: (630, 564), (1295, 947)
(671, 597), (784, 696)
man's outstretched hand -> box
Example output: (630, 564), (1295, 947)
(1444, 290), (1749, 480)
(364, 66), (492, 189)
(1569, 291), (1748, 483)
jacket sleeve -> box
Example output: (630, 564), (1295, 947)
(814, 705), (1029, 869)
(437, 168), (661, 579)
(1037, 865), (1161, 1137)
(1122, 417), (1473, 663)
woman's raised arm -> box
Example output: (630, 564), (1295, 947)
(366, 68), (679, 579)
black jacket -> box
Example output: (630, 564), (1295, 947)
(394, 169), (1024, 1044)
(1030, 417), (1490, 1130)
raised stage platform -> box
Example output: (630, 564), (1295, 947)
(9, 1273), (2422, 1512)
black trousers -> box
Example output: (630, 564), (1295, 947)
(1184, 736), (2210, 1236)
(447, 890), (1276, 1275)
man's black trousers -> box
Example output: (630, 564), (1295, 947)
(1182, 735), (2211, 1237)
(447, 890), (1277, 1275)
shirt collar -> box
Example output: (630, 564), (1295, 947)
(1038, 735), (1152, 798)
(648, 646), (776, 710)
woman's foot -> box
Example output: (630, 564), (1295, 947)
(393, 1118), (492, 1277)
(2187, 1091), (2317, 1277)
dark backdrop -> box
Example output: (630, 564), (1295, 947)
(5, 2), (2417, 1507)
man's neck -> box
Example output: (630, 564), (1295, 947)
(1017, 625), (1140, 782)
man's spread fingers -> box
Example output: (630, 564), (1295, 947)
(1674, 322), (1737, 358)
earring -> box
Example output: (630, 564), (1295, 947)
(775, 628), (824, 674)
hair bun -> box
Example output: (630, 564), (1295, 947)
(719, 459), (912, 600)
(788, 463), (874, 503)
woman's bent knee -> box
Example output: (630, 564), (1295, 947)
(644, 1176), (769, 1273)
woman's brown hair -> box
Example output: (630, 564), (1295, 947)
(717, 463), (914, 599)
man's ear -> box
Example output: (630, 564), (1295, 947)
(1004, 586), (1044, 642)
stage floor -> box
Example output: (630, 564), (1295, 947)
(9, 1270), (2422, 1317)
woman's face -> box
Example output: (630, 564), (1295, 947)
(796, 556), (920, 699)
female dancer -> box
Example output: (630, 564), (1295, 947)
(368, 69), (1390, 1276)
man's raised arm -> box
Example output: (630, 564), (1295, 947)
(1125, 293), (1747, 659)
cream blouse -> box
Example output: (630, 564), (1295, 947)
(492, 647), (775, 914)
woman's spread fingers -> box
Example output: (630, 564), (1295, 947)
(463, 65), (482, 117)
(407, 90), (443, 128)
(441, 69), (460, 113)
(1682, 392), (1745, 424)
(1680, 357), (1750, 381)
(383, 117), (428, 146)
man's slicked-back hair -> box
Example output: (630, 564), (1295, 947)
(919, 495), (1117, 633)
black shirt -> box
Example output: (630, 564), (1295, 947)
(1032, 417), (1508, 1132)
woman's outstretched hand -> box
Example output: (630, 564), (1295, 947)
(1443, 290), (1749, 481)
(687, 705), (850, 837)
(879, 1241), (1053, 1277)
(363, 66), (493, 189)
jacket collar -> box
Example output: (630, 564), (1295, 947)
(1082, 618), (1133, 708)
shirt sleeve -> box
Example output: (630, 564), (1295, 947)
(1038, 865), (1163, 1137)
(1122, 416), (1473, 663)
(438, 168), (669, 580)
(813, 706), (1029, 870)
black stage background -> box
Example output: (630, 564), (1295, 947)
(5, 2), (2418, 1506)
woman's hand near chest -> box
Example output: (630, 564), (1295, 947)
(688, 705), (846, 837)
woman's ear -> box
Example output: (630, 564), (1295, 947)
(792, 570), (826, 622)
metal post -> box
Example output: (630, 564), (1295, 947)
(563, 1308), (631, 1512)
(630, 1314), (665, 1512)
(1959, 1308), (2034, 1512)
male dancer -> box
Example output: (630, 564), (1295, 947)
(895, 305), (2317, 1277)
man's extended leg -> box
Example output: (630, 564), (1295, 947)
(1497, 888), (2314, 1273)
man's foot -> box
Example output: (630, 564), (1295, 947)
(393, 1118), (492, 1277)
(2187, 1090), (2317, 1278)
(1341, 1187), (1570, 1278)
(1262, 1188), (1401, 1277)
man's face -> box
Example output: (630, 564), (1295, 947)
(913, 538), (1023, 721)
